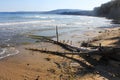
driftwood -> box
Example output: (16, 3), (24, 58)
(26, 48), (87, 56)
(29, 35), (82, 52)
(29, 35), (120, 62)
(26, 47), (120, 67)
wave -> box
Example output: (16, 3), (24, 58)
(0, 48), (7, 55)
(0, 20), (55, 26)
(0, 47), (19, 59)
(23, 15), (48, 19)
(0, 14), (49, 19)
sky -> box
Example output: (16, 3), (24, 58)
(0, 0), (111, 12)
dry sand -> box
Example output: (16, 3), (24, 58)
(0, 27), (120, 80)
(91, 27), (120, 47)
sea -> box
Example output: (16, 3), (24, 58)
(0, 12), (115, 59)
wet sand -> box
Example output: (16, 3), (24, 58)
(0, 27), (120, 80)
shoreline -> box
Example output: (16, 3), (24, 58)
(0, 26), (120, 80)
(89, 27), (120, 47)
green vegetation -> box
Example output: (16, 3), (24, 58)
(94, 0), (120, 19)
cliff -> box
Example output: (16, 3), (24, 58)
(94, 0), (120, 20)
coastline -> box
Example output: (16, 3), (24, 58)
(90, 27), (120, 47)
(0, 27), (120, 80)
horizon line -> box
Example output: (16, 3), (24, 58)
(0, 8), (93, 13)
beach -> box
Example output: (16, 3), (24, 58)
(0, 0), (120, 80)
(0, 27), (120, 80)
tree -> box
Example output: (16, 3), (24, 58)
(94, 0), (120, 19)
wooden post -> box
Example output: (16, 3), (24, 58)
(99, 43), (102, 51)
(56, 26), (59, 42)
(70, 41), (72, 45)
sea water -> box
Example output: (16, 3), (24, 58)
(0, 12), (113, 59)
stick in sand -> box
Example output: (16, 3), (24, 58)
(56, 26), (59, 42)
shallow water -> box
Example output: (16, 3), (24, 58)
(0, 13), (114, 58)
(0, 47), (19, 59)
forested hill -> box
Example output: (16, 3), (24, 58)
(44, 9), (95, 16)
(94, 0), (120, 20)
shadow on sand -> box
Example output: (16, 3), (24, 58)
(28, 35), (120, 80)
(27, 45), (120, 80)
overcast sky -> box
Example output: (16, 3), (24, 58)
(0, 0), (111, 12)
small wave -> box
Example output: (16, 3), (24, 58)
(0, 47), (19, 59)
(73, 22), (90, 26)
(0, 48), (7, 55)
(24, 15), (48, 19)
(0, 20), (55, 26)
(5, 39), (11, 42)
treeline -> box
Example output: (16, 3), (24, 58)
(59, 11), (94, 16)
(94, 0), (120, 19)
(44, 9), (94, 16)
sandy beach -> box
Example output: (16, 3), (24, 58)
(0, 27), (120, 80)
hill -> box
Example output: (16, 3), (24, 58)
(94, 0), (120, 20)
(44, 9), (95, 16)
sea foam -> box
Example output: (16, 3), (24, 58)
(0, 47), (19, 59)
(0, 20), (55, 26)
